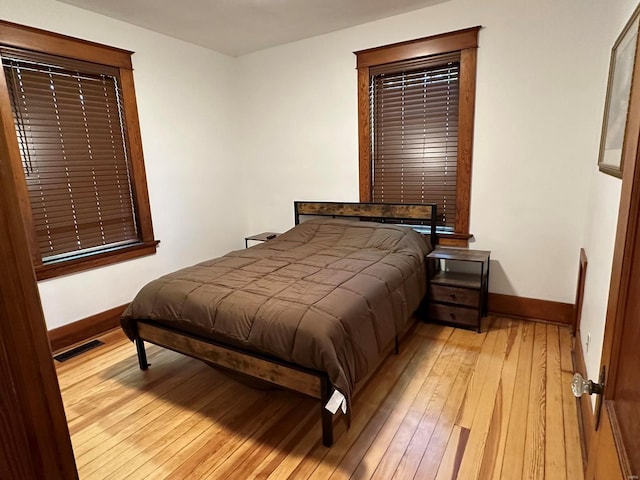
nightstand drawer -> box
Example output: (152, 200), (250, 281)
(429, 284), (479, 307)
(428, 303), (478, 328)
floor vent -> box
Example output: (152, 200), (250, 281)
(54, 339), (104, 362)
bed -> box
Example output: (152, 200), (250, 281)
(121, 201), (436, 446)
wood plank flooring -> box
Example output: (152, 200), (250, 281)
(55, 317), (584, 479)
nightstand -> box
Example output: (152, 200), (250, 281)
(426, 247), (490, 332)
(244, 232), (279, 248)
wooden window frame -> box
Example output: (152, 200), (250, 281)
(0, 20), (158, 280)
(355, 27), (480, 247)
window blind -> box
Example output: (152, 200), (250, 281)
(370, 53), (460, 230)
(2, 47), (138, 262)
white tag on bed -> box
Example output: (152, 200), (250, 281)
(325, 389), (347, 415)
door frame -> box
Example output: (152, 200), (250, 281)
(0, 70), (78, 478)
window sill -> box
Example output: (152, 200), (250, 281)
(437, 231), (473, 248)
(35, 240), (160, 281)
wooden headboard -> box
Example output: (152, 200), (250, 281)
(293, 201), (438, 247)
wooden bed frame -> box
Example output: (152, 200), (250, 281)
(131, 201), (437, 447)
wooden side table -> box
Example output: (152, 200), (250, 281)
(426, 247), (490, 332)
(244, 232), (279, 248)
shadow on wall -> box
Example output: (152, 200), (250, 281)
(486, 259), (517, 296)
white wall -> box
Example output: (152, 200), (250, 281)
(237, 0), (618, 304)
(579, 0), (639, 405)
(0, 0), (248, 329)
(580, 174), (621, 397)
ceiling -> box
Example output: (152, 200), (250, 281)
(57, 0), (449, 57)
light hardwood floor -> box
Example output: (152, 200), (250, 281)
(56, 317), (584, 479)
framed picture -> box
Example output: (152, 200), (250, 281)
(598, 7), (640, 178)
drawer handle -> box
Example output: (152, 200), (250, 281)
(449, 292), (456, 299)
(449, 312), (455, 319)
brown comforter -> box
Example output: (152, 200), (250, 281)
(121, 218), (431, 403)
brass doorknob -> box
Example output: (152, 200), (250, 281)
(571, 372), (604, 397)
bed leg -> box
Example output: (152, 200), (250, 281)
(320, 376), (334, 447)
(321, 405), (334, 447)
(135, 337), (149, 370)
(395, 335), (399, 355)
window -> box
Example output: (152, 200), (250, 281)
(0, 21), (157, 280)
(355, 27), (480, 246)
